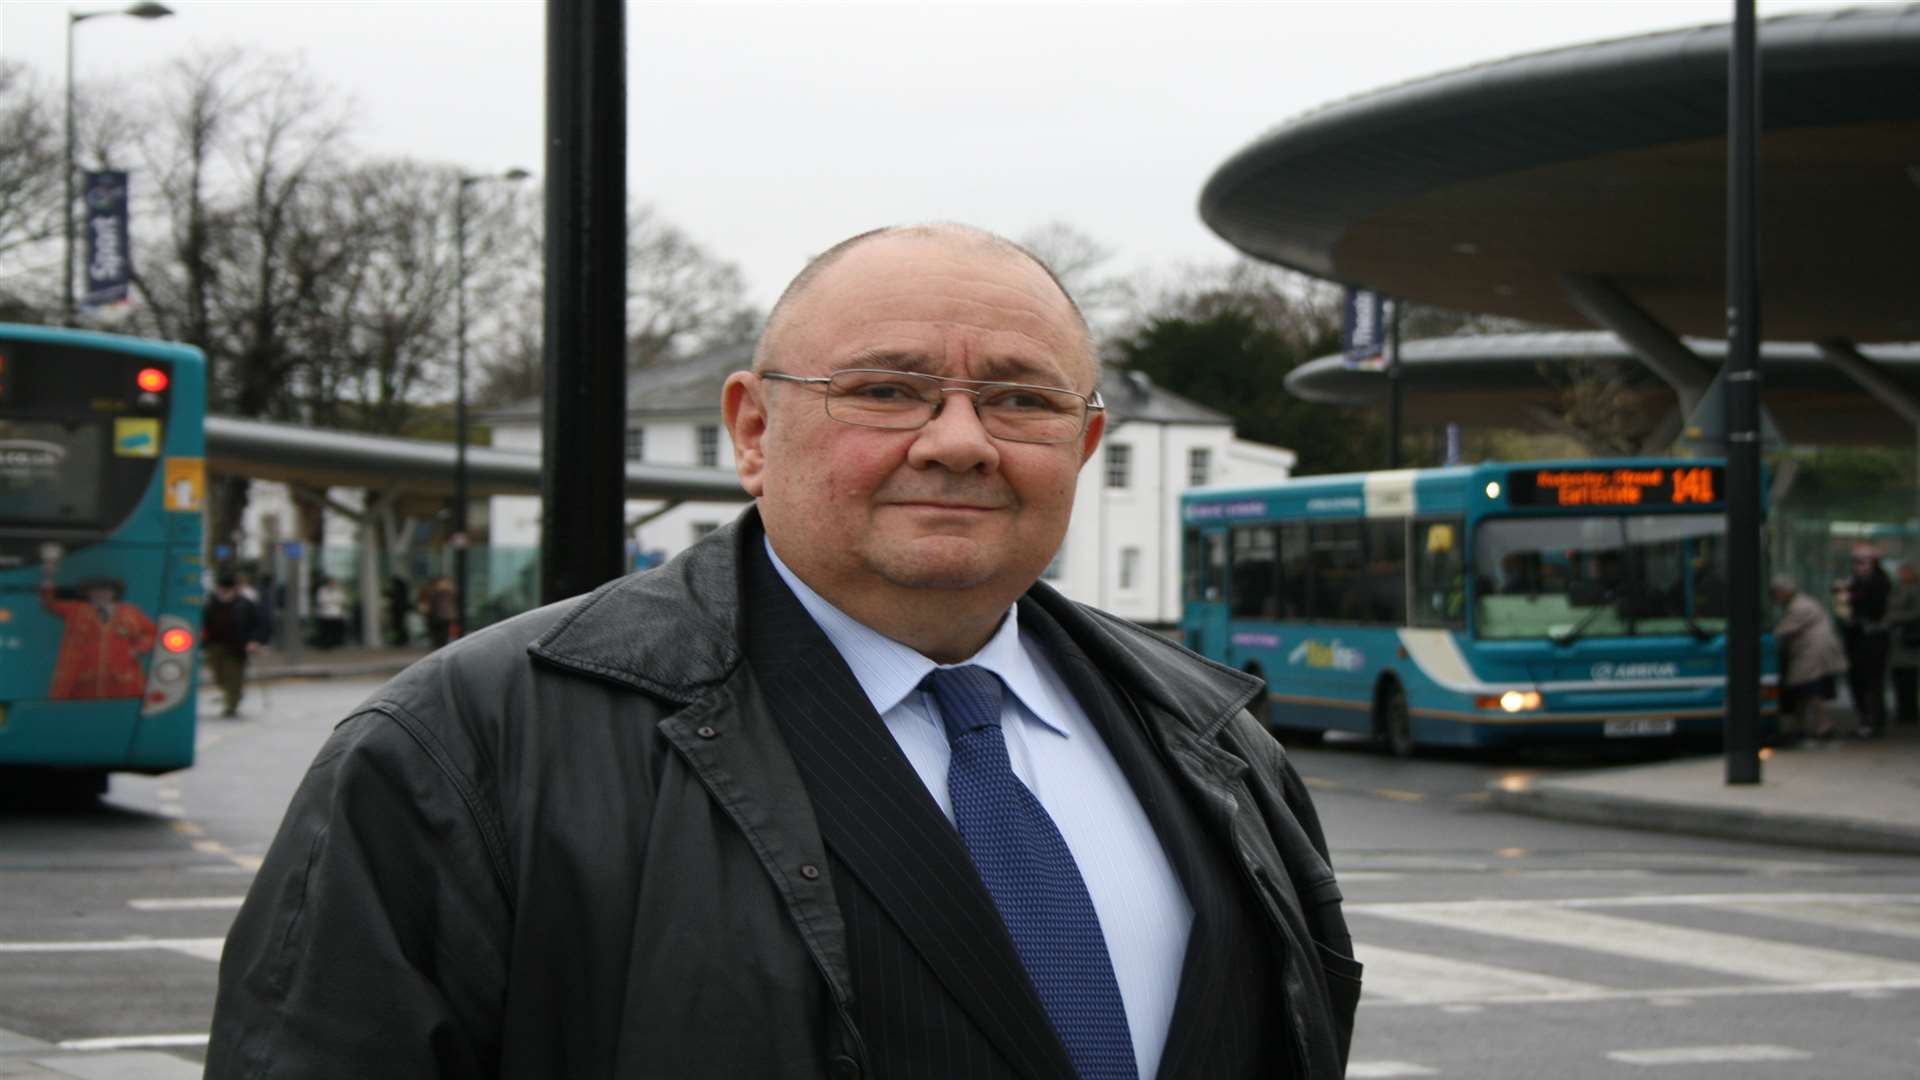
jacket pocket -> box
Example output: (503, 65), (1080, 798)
(1314, 940), (1364, 1056)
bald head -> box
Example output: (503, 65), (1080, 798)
(753, 223), (1097, 378)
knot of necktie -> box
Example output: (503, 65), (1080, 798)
(922, 665), (1004, 745)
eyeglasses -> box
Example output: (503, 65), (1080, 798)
(760, 368), (1104, 445)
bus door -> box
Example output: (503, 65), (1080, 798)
(1180, 525), (1228, 659)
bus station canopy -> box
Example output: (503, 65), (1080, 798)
(1287, 332), (1920, 446)
(1200, 4), (1920, 345)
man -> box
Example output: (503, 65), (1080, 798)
(1842, 544), (1891, 736)
(208, 224), (1359, 1079)
(202, 574), (263, 717)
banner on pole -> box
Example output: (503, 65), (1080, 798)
(1342, 287), (1386, 369)
(82, 170), (132, 310)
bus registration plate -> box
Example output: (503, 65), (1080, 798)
(1604, 718), (1676, 738)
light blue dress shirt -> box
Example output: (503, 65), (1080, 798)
(766, 539), (1192, 1080)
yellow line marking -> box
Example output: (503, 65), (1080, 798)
(168, 821), (204, 837)
(1374, 788), (1426, 802)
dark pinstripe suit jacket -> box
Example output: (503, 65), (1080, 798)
(742, 540), (1301, 1079)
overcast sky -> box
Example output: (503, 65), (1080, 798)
(0, 0), (1877, 307)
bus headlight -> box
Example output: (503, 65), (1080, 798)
(1477, 690), (1542, 713)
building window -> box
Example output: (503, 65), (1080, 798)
(1119, 547), (1142, 591)
(691, 521), (719, 544)
(1105, 443), (1131, 489)
(624, 427), (646, 462)
(697, 425), (721, 467)
(1188, 447), (1211, 487)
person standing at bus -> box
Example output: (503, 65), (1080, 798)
(1772, 575), (1848, 742)
(1886, 562), (1920, 727)
(208, 224), (1358, 1079)
(39, 573), (156, 700)
(1842, 544), (1891, 737)
(202, 574), (263, 718)
(421, 575), (457, 647)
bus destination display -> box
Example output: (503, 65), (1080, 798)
(1508, 465), (1722, 508)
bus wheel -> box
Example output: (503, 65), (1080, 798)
(1377, 682), (1415, 758)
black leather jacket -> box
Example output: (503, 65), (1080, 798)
(208, 511), (1360, 1078)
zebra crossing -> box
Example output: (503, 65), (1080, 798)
(1347, 891), (1920, 1008)
(1342, 890), (1919, 1076)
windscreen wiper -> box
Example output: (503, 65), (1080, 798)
(1550, 587), (1618, 647)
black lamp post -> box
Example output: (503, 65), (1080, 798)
(65, 2), (174, 326)
(452, 167), (530, 638)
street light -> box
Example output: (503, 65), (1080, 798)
(65, 2), (174, 326)
(452, 166), (531, 639)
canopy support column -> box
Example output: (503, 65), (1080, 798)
(1561, 273), (1717, 419)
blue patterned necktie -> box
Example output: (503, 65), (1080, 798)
(923, 665), (1137, 1080)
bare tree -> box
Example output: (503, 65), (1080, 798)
(1017, 221), (1135, 332)
(0, 62), (65, 320)
(626, 205), (760, 368)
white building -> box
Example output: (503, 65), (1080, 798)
(484, 345), (1296, 627)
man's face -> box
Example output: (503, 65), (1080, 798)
(86, 587), (114, 608)
(725, 234), (1102, 617)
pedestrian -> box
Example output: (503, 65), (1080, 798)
(208, 224), (1360, 1079)
(313, 577), (348, 650)
(385, 575), (412, 646)
(1842, 544), (1892, 736)
(202, 574), (264, 718)
(1771, 574), (1849, 741)
(1887, 562), (1920, 727)
(421, 575), (457, 647)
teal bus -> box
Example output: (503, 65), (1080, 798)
(0, 324), (206, 798)
(1181, 459), (1773, 755)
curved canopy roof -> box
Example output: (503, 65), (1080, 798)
(1201, 4), (1920, 343)
(1288, 332), (1920, 445)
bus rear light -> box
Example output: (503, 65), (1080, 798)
(1477, 690), (1542, 713)
(160, 628), (194, 653)
(137, 367), (170, 393)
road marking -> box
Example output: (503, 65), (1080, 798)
(1361, 976), (1920, 1008)
(1346, 1063), (1438, 1078)
(167, 821), (203, 837)
(56, 1033), (210, 1051)
(1372, 788), (1426, 802)
(1352, 899), (1920, 985)
(1706, 895), (1920, 942)
(1355, 942), (1606, 1004)
(1606, 1044), (1810, 1066)
(0, 938), (225, 962)
(128, 896), (244, 912)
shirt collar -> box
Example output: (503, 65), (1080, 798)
(764, 536), (1071, 737)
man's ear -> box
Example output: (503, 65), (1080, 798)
(722, 371), (769, 497)
(1077, 405), (1105, 467)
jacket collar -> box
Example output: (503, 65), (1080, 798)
(528, 507), (1263, 732)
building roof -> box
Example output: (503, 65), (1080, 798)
(1200, 3), (1920, 343)
(484, 343), (1232, 428)
(1288, 331), (1920, 445)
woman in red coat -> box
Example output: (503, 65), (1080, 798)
(40, 577), (156, 700)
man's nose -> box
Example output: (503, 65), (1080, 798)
(906, 390), (1002, 473)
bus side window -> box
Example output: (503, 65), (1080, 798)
(1412, 519), (1466, 628)
(1230, 525), (1280, 618)
(1310, 521), (1366, 623)
(1368, 518), (1408, 624)
(1185, 528), (1227, 604)
(1279, 523), (1309, 618)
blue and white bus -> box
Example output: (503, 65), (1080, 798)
(0, 324), (206, 799)
(1180, 459), (1773, 754)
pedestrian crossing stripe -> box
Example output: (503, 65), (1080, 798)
(1347, 893), (1920, 1006)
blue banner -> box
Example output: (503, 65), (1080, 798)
(1342, 287), (1385, 368)
(82, 170), (131, 310)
